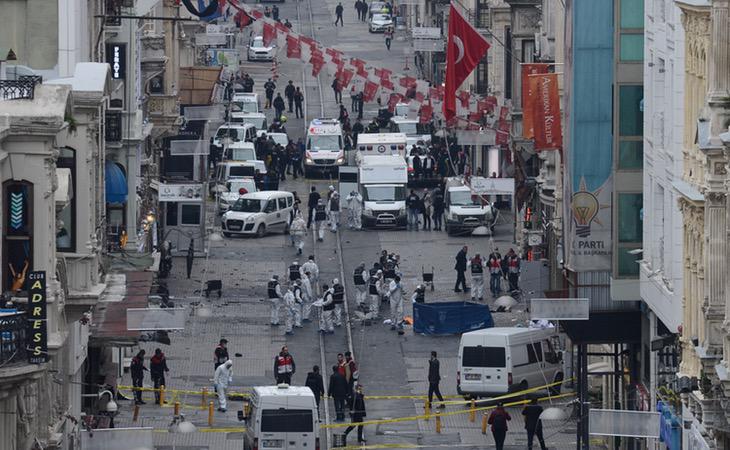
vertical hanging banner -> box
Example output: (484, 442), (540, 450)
(27, 271), (48, 364)
(311, 55), (325, 77)
(522, 64), (550, 138)
(529, 73), (563, 150)
(363, 80), (379, 102)
(262, 22), (276, 47)
(420, 102), (433, 123)
(337, 68), (355, 89)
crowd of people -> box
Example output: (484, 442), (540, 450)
(454, 246), (522, 301)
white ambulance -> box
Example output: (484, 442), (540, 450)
(304, 118), (345, 177)
(355, 133), (407, 165)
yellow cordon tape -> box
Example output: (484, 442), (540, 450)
(321, 392), (575, 429)
(117, 377), (570, 403)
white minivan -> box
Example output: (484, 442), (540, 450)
(457, 327), (564, 398)
(222, 191), (294, 237)
(243, 385), (320, 450)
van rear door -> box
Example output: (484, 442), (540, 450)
(260, 408), (316, 449)
(460, 344), (508, 394)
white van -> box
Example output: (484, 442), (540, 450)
(217, 177), (257, 214)
(443, 177), (499, 235)
(243, 385), (320, 450)
(305, 118), (345, 176)
(388, 117), (432, 150)
(457, 327), (565, 398)
(355, 133), (407, 164)
(231, 112), (268, 131)
(227, 141), (258, 162)
(232, 93), (260, 114)
(212, 124), (257, 157)
(222, 191), (294, 237)
(211, 161), (265, 196)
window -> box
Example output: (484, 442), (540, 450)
(261, 409), (314, 433)
(56, 147), (76, 252)
(277, 197), (287, 210)
(619, 0), (644, 62)
(526, 343), (543, 364)
(618, 85), (644, 169)
(475, 59), (489, 95)
(475, 0), (491, 28)
(504, 27), (512, 99)
(618, 193), (643, 242)
(166, 202), (178, 226)
(263, 200), (277, 213)
(619, 141), (643, 169)
(462, 346), (506, 368)
(180, 204), (201, 225)
(618, 247), (641, 276)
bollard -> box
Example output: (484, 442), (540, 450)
(435, 412), (441, 434)
(481, 412), (488, 434)
(133, 404), (140, 422)
(159, 385), (166, 405)
(202, 387), (208, 407)
(244, 401), (250, 418)
(424, 400), (431, 420)
(208, 401), (215, 426)
(469, 399), (476, 422)
(174, 401), (180, 416)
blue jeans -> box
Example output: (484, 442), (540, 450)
(490, 274), (502, 296)
(408, 209), (420, 230)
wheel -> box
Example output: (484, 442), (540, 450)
(255, 224), (266, 238)
(223, 232), (232, 237)
(549, 373), (564, 395)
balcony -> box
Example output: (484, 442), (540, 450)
(0, 76), (43, 100)
(0, 311), (27, 366)
(105, 111), (122, 142)
(104, 0), (122, 26)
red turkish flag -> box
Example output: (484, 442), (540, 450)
(262, 22), (276, 47)
(420, 102), (433, 124)
(286, 34), (301, 59)
(337, 68), (355, 89)
(443, 4), (490, 121)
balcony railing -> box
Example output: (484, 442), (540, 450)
(0, 312), (27, 366)
(0, 76), (43, 100)
(105, 0), (122, 26)
(105, 112), (123, 142)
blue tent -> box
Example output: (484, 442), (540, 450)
(105, 161), (127, 204)
(413, 301), (494, 335)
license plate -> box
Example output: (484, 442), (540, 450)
(465, 373), (481, 380)
(228, 225), (242, 231)
(380, 219), (394, 224)
(262, 440), (284, 447)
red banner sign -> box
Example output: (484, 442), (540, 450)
(262, 22), (276, 47)
(529, 73), (562, 150)
(522, 64), (550, 138)
(286, 34), (301, 59)
(363, 80), (379, 102)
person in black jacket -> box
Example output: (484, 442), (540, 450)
(305, 365), (325, 411)
(328, 365), (349, 421)
(273, 93), (286, 121)
(344, 384), (367, 444)
(130, 350), (148, 405)
(149, 348), (169, 404)
(307, 186), (321, 228)
(454, 246), (469, 292)
(432, 188), (444, 231)
(428, 351), (445, 408)
(522, 398), (548, 450)
(284, 80), (296, 113)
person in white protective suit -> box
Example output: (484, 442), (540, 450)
(345, 191), (363, 230)
(368, 270), (383, 318)
(301, 271), (314, 321)
(301, 256), (320, 295)
(290, 211), (308, 255)
(292, 279), (303, 328)
(267, 275), (283, 326)
(319, 284), (335, 335)
(388, 275), (404, 332)
(314, 198), (328, 241)
(283, 286), (297, 335)
(214, 360), (233, 412)
(328, 191), (341, 232)
(352, 262), (369, 309)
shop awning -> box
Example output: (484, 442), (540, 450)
(89, 271), (154, 345)
(105, 161), (127, 204)
(55, 168), (73, 208)
(561, 310), (642, 344)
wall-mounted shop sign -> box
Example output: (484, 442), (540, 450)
(106, 43), (127, 80)
(27, 271), (48, 364)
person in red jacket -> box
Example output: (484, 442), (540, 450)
(488, 402), (512, 450)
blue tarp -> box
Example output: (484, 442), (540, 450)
(413, 301), (494, 335)
(105, 161), (127, 204)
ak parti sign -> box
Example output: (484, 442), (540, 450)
(27, 271), (48, 364)
(528, 72), (563, 151)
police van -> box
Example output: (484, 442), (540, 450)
(242, 385), (320, 450)
(304, 118), (345, 177)
(457, 327), (565, 398)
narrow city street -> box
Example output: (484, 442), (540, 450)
(112, 2), (578, 449)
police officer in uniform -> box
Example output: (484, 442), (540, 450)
(320, 284), (335, 334)
(353, 262), (369, 309)
(470, 254), (486, 301)
(332, 278), (345, 327)
(268, 275), (283, 326)
(289, 261), (302, 283)
(314, 199), (328, 241)
(368, 270), (383, 318)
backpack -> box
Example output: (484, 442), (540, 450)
(491, 411), (508, 430)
